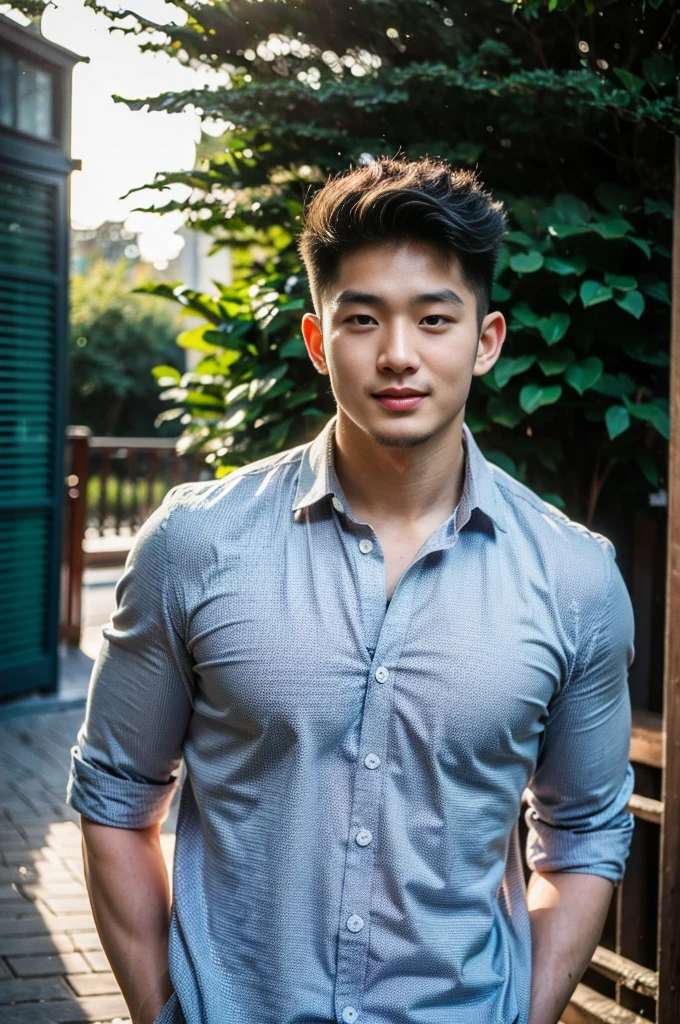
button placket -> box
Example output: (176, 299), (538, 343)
(333, 525), (420, 1024)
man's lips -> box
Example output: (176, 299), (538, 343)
(372, 389), (428, 411)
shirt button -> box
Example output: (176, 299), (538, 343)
(374, 665), (389, 684)
(346, 913), (364, 933)
(342, 1007), (358, 1023)
(332, 496), (344, 512)
(358, 539), (373, 554)
(356, 828), (373, 847)
(364, 753), (381, 770)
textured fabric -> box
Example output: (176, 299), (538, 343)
(67, 416), (635, 1024)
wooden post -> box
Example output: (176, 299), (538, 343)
(657, 129), (680, 1024)
(61, 426), (90, 645)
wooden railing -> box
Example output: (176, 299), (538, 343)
(87, 435), (205, 537)
(61, 430), (206, 643)
(561, 709), (664, 1024)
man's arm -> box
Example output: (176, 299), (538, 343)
(526, 870), (613, 1024)
(524, 542), (635, 1023)
(66, 500), (194, 1020)
(81, 818), (174, 1024)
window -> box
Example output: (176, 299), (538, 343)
(0, 46), (55, 141)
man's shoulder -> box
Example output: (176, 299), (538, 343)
(165, 442), (307, 513)
(489, 464), (616, 588)
(150, 441), (308, 554)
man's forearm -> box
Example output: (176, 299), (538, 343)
(80, 817), (174, 1024)
(527, 870), (614, 1024)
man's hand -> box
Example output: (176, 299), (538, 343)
(527, 870), (613, 1024)
(80, 818), (175, 1024)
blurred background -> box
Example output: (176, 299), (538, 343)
(0, 1), (678, 1021)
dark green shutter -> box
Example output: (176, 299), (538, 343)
(0, 171), (60, 696)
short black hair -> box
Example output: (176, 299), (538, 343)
(298, 156), (506, 332)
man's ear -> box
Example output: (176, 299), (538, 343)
(302, 313), (329, 375)
(472, 311), (506, 378)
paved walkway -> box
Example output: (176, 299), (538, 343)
(0, 568), (177, 1023)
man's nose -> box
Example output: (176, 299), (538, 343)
(376, 325), (421, 374)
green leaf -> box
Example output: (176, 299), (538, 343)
(564, 357), (604, 395)
(642, 281), (671, 305)
(605, 405), (631, 441)
(484, 450), (517, 476)
(590, 217), (633, 239)
(509, 251), (544, 274)
(636, 453), (660, 488)
(591, 373), (635, 398)
(269, 416), (294, 448)
(628, 236), (652, 259)
(278, 337), (308, 359)
(604, 274), (637, 292)
(493, 354), (536, 388)
(625, 342), (670, 367)
(643, 197), (673, 219)
(509, 197), (543, 236)
(642, 55), (676, 88)
(537, 351), (575, 376)
(506, 230), (535, 247)
(519, 384), (562, 414)
(510, 301), (540, 327)
(543, 255), (586, 277)
(615, 290), (645, 319)
(548, 224), (590, 239)
(284, 387), (318, 410)
(184, 390), (224, 410)
(491, 282), (511, 302)
(624, 399), (670, 439)
(541, 492), (566, 510)
(176, 325), (223, 354)
(152, 364), (181, 383)
(552, 193), (591, 226)
(537, 312), (570, 345)
(559, 286), (577, 306)
(580, 280), (613, 307)
(596, 183), (637, 215)
(487, 396), (523, 429)
(613, 68), (646, 95)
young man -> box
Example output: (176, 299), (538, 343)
(67, 158), (634, 1024)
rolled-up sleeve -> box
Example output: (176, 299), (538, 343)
(67, 494), (194, 829)
(525, 540), (635, 884)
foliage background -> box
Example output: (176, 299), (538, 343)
(16, 0), (678, 523)
(69, 261), (182, 436)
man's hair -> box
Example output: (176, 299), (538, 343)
(298, 156), (506, 331)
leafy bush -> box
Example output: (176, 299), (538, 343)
(70, 261), (182, 436)
(72, 0), (677, 521)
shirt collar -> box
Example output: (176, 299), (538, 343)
(292, 415), (507, 534)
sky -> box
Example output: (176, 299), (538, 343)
(4, 0), (226, 261)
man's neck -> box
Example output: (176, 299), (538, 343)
(332, 411), (467, 528)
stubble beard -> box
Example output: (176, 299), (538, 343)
(364, 425), (440, 449)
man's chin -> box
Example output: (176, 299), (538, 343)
(364, 425), (439, 450)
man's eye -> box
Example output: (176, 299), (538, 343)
(422, 315), (451, 327)
(348, 315), (376, 326)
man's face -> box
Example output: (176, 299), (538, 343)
(302, 240), (505, 449)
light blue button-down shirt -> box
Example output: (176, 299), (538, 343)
(67, 417), (635, 1024)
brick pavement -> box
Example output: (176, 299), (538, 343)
(0, 705), (176, 1023)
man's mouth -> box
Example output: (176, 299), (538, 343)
(372, 388), (428, 412)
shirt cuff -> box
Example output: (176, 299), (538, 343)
(66, 745), (179, 829)
(525, 797), (635, 885)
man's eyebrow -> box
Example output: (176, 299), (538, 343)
(410, 289), (465, 306)
(336, 289), (385, 305)
(335, 288), (465, 306)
